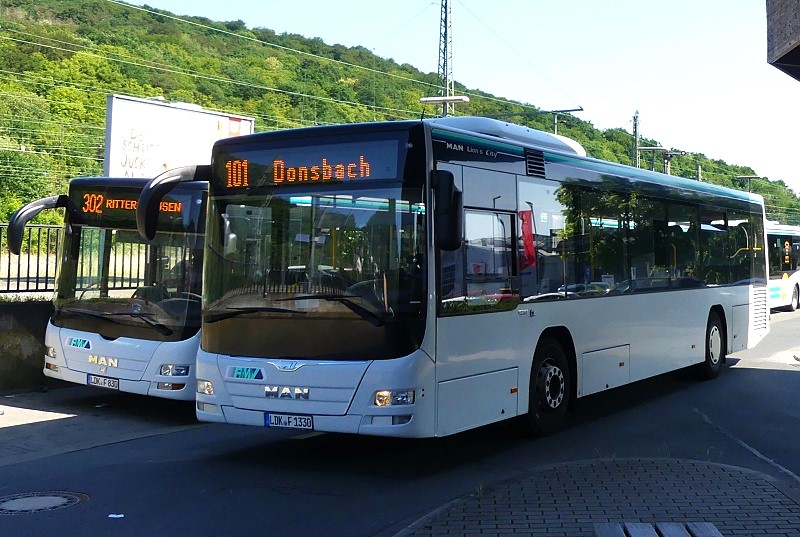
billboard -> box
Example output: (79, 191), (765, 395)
(103, 94), (255, 178)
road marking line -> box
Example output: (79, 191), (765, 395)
(290, 431), (324, 440)
(694, 408), (800, 485)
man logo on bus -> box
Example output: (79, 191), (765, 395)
(88, 355), (118, 368)
(265, 386), (310, 400)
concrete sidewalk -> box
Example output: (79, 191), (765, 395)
(0, 385), (200, 467)
(398, 458), (800, 536)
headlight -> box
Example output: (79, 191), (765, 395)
(196, 380), (214, 395)
(374, 389), (415, 406)
(46, 346), (57, 358)
(161, 364), (191, 376)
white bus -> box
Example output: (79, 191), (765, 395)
(765, 221), (800, 311)
(9, 167), (208, 400)
(144, 117), (769, 436)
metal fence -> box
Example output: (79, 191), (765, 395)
(0, 223), (62, 294)
(0, 224), (187, 296)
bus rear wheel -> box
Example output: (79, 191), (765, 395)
(526, 338), (571, 435)
(698, 311), (725, 380)
(789, 286), (799, 312)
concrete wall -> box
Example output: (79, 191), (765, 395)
(0, 301), (63, 393)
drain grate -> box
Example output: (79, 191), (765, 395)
(0, 491), (89, 515)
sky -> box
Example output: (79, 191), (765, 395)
(125, 1), (800, 193)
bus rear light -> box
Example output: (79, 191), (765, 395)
(197, 380), (214, 395)
(157, 382), (186, 390)
(374, 389), (415, 407)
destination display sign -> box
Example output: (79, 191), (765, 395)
(218, 139), (399, 190)
(69, 184), (199, 233)
(80, 192), (182, 215)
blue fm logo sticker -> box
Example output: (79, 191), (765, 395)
(66, 337), (91, 350)
(227, 366), (264, 380)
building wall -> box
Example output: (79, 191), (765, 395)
(767, 0), (800, 80)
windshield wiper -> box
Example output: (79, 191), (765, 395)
(56, 307), (174, 336)
(204, 306), (307, 324)
(56, 307), (124, 326)
(110, 312), (173, 336)
(276, 294), (387, 327)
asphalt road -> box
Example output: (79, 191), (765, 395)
(1, 310), (799, 536)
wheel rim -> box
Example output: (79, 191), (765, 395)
(537, 361), (565, 410)
(708, 324), (721, 365)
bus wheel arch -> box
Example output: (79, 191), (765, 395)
(525, 327), (576, 435)
(791, 285), (799, 312)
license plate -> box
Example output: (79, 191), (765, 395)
(87, 374), (119, 390)
(266, 413), (313, 429)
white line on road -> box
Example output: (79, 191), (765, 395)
(694, 407), (800, 485)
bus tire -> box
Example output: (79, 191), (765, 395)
(526, 338), (571, 435)
(790, 286), (799, 312)
(699, 311), (725, 380)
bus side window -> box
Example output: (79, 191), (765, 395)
(439, 210), (518, 315)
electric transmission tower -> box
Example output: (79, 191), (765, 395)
(437, 0), (454, 116)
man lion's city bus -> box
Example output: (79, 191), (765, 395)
(9, 166), (208, 399)
(142, 117), (769, 436)
(765, 221), (800, 311)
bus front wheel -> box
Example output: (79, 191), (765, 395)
(526, 338), (571, 435)
(698, 311), (725, 380)
(790, 286), (799, 312)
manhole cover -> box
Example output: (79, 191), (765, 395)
(0, 492), (88, 515)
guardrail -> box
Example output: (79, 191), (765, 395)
(0, 223), (62, 294)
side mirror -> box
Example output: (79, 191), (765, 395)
(137, 164), (211, 241)
(432, 170), (463, 251)
(7, 195), (70, 255)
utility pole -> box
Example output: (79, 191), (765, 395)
(632, 110), (640, 167)
(437, 0), (454, 117)
(632, 111), (684, 175)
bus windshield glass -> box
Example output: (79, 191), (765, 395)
(52, 182), (205, 342)
(204, 128), (427, 360)
(767, 230), (800, 276)
(204, 188), (426, 359)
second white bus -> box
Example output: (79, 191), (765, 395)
(9, 167), (208, 400)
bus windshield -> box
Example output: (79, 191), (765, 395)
(203, 185), (427, 359)
(767, 230), (800, 276)
(53, 227), (203, 341)
(52, 180), (205, 341)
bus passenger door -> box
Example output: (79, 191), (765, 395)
(435, 208), (528, 436)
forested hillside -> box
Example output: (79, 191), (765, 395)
(2, 0), (799, 223)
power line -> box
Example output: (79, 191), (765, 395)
(0, 32), (424, 119)
(102, 0), (543, 112)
